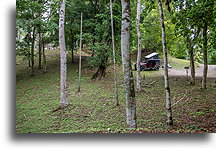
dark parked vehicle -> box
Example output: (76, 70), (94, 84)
(134, 52), (161, 71)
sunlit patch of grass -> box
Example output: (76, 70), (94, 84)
(168, 56), (200, 69)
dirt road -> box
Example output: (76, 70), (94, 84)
(167, 64), (215, 78)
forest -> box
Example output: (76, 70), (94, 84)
(16, 0), (215, 133)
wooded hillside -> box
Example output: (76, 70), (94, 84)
(16, 0), (215, 133)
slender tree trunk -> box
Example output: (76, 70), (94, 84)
(28, 53), (31, 67)
(158, 0), (173, 126)
(186, 27), (200, 85)
(190, 51), (196, 85)
(27, 32), (31, 67)
(27, 38), (31, 67)
(70, 29), (75, 63)
(110, 0), (119, 106)
(76, 39), (78, 53)
(202, 22), (208, 89)
(42, 34), (47, 73)
(59, 0), (68, 108)
(38, 31), (42, 69)
(25, 32), (32, 67)
(188, 39), (196, 85)
(77, 12), (83, 92)
(136, 0), (142, 92)
(31, 27), (36, 76)
(71, 44), (74, 62)
(91, 40), (95, 57)
(179, 4), (193, 84)
(121, 0), (137, 129)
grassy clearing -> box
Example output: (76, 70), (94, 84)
(168, 56), (200, 69)
(16, 50), (215, 133)
(168, 56), (190, 69)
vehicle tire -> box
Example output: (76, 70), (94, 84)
(140, 65), (146, 71)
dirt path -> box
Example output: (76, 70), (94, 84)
(167, 64), (215, 78)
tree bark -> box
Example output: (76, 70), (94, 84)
(28, 52), (31, 67)
(59, 0), (68, 108)
(27, 33), (31, 67)
(110, 0), (119, 106)
(187, 37), (196, 85)
(158, 0), (173, 126)
(136, 0), (142, 92)
(91, 40), (95, 57)
(91, 65), (107, 79)
(186, 27), (200, 85)
(31, 27), (36, 76)
(202, 22), (208, 89)
(70, 29), (75, 63)
(25, 32), (31, 67)
(77, 12), (83, 92)
(42, 34), (47, 73)
(121, 0), (137, 129)
(189, 48), (195, 85)
(38, 31), (42, 69)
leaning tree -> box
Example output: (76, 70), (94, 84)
(157, 0), (173, 126)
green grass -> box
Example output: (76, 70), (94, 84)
(168, 56), (190, 69)
(168, 56), (200, 69)
(16, 50), (216, 133)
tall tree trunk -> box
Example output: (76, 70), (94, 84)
(110, 0), (119, 106)
(202, 22), (208, 89)
(31, 27), (36, 76)
(77, 13), (83, 92)
(59, 0), (68, 108)
(186, 28), (200, 85)
(121, 0), (137, 129)
(158, 0), (173, 126)
(27, 36), (31, 67)
(70, 29), (75, 63)
(190, 50), (196, 85)
(38, 31), (42, 69)
(26, 32), (31, 67)
(28, 51), (31, 67)
(179, 2), (195, 84)
(42, 34), (47, 73)
(136, 0), (142, 92)
(76, 39), (78, 53)
(187, 38), (196, 85)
